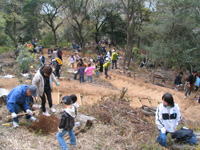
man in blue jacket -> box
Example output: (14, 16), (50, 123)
(7, 85), (37, 128)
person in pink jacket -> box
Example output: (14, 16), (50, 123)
(85, 63), (95, 83)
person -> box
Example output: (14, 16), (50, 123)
(174, 72), (183, 91)
(74, 59), (83, 80)
(68, 54), (75, 70)
(99, 55), (104, 75)
(95, 61), (100, 76)
(52, 57), (63, 78)
(195, 74), (200, 92)
(7, 85), (37, 128)
(39, 55), (46, 66)
(32, 65), (60, 116)
(85, 63), (95, 83)
(103, 58), (111, 79)
(184, 71), (198, 99)
(56, 95), (77, 150)
(78, 63), (85, 83)
(35, 45), (40, 53)
(52, 49), (58, 59)
(57, 48), (63, 60)
(74, 52), (80, 63)
(155, 93), (182, 148)
(102, 46), (106, 55)
(111, 49), (118, 69)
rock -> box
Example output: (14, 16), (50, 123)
(76, 113), (96, 127)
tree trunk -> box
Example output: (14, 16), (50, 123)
(13, 17), (17, 47)
(152, 61), (159, 84)
(52, 29), (57, 46)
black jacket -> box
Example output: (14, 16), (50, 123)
(174, 75), (182, 85)
(59, 108), (77, 130)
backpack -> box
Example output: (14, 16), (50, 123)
(55, 57), (62, 65)
(172, 128), (197, 144)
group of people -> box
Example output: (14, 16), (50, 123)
(27, 39), (43, 54)
(174, 71), (200, 102)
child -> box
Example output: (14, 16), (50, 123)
(85, 63), (95, 83)
(174, 72), (183, 91)
(155, 93), (182, 148)
(103, 58), (111, 79)
(57, 95), (77, 150)
(95, 61), (100, 76)
(68, 54), (75, 70)
(74, 52), (80, 63)
(78, 63), (85, 83)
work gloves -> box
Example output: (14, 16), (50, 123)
(56, 82), (60, 86)
(26, 109), (33, 115)
(11, 112), (17, 118)
(161, 127), (166, 134)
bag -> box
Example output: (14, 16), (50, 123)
(172, 128), (196, 144)
(55, 57), (62, 65)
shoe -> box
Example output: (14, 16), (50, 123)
(184, 96), (187, 99)
(13, 121), (19, 128)
(29, 116), (37, 122)
(50, 107), (56, 113)
(42, 111), (51, 116)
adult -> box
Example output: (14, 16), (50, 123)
(52, 49), (58, 59)
(155, 93), (182, 147)
(39, 55), (46, 66)
(52, 57), (62, 78)
(57, 47), (63, 60)
(111, 49), (118, 69)
(7, 85), (37, 127)
(184, 71), (198, 99)
(32, 65), (60, 116)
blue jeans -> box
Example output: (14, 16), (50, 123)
(79, 75), (84, 83)
(13, 104), (31, 123)
(87, 76), (93, 83)
(105, 68), (108, 76)
(156, 130), (167, 147)
(74, 72), (78, 80)
(95, 71), (100, 76)
(56, 129), (76, 150)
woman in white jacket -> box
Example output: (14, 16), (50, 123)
(155, 93), (182, 147)
(32, 65), (60, 116)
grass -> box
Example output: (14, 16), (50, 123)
(0, 46), (13, 55)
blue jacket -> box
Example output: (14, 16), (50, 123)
(7, 85), (30, 113)
(196, 77), (200, 87)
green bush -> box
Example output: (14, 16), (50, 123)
(0, 33), (13, 46)
(41, 33), (54, 48)
(0, 46), (13, 54)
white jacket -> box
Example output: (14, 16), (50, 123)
(155, 103), (182, 133)
(32, 69), (58, 96)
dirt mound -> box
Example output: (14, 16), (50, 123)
(30, 115), (60, 134)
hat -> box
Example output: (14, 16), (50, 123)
(112, 49), (115, 52)
(28, 85), (37, 97)
(70, 94), (77, 103)
(61, 96), (72, 105)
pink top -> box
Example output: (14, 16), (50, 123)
(85, 66), (95, 76)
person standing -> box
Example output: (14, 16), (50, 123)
(52, 57), (63, 78)
(32, 65), (60, 116)
(184, 71), (198, 99)
(68, 54), (75, 71)
(7, 85), (37, 127)
(155, 93), (182, 148)
(52, 49), (58, 59)
(111, 49), (118, 69)
(85, 63), (95, 83)
(103, 58), (111, 79)
(174, 72), (183, 91)
(78, 63), (85, 83)
(56, 95), (77, 150)
(57, 48), (63, 60)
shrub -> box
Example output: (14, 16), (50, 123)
(41, 33), (54, 48)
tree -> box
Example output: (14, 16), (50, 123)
(65, 0), (92, 56)
(40, 0), (65, 45)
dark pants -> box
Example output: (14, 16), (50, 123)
(55, 65), (61, 78)
(79, 75), (84, 83)
(112, 60), (117, 69)
(74, 72), (78, 80)
(40, 88), (52, 112)
(13, 104), (31, 123)
(185, 84), (194, 96)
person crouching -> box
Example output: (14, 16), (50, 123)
(155, 93), (182, 147)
